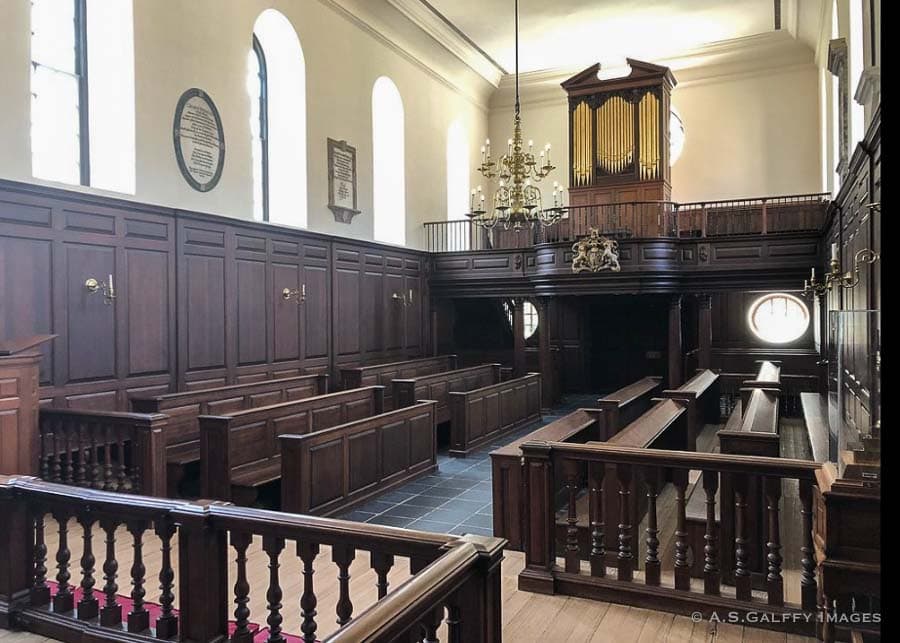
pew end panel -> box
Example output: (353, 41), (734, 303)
(447, 373), (542, 458)
(280, 400), (439, 516)
(596, 376), (664, 441)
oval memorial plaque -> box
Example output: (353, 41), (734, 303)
(173, 88), (225, 192)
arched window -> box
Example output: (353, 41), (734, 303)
(250, 10), (307, 227)
(747, 293), (810, 344)
(30, 0), (135, 192)
(247, 35), (269, 221)
(372, 77), (405, 245)
(446, 119), (470, 250)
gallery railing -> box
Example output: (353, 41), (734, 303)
(0, 475), (505, 642)
(425, 193), (830, 252)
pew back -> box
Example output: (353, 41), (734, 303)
(281, 400), (438, 516)
(447, 373), (542, 457)
(393, 363), (502, 423)
(130, 373), (329, 462)
(199, 385), (384, 501)
(339, 355), (458, 408)
(596, 376), (663, 440)
(740, 360), (782, 409)
(659, 368), (720, 450)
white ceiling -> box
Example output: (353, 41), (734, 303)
(423, 0), (802, 74)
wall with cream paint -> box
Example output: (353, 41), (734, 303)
(0, 0), (492, 249)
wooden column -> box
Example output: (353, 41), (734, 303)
(697, 294), (713, 371)
(668, 296), (683, 389)
(431, 304), (439, 357)
(536, 298), (552, 409)
(513, 298), (526, 378)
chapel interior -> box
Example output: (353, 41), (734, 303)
(0, 1), (882, 642)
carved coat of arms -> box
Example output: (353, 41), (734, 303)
(571, 228), (621, 273)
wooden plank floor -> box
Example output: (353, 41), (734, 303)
(20, 517), (817, 643)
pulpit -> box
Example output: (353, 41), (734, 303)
(0, 335), (55, 476)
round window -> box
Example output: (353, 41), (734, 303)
(747, 293), (810, 343)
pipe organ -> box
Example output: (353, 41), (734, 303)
(562, 59), (676, 206)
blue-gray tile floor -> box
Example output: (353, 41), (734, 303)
(337, 393), (599, 537)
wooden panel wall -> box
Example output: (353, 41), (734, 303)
(0, 180), (430, 410)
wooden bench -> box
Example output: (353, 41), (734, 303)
(393, 363), (502, 425)
(280, 400), (438, 516)
(800, 392), (829, 463)
(491, 408), (602, 550)
(130, 373), (328, 495)
(596, 376), (663, 441)
(199, 385), (384, 504)
(739, 360), (782, 409)
(659, 369), (720, 450)
(447, 373), (542, 457)
(339, 354), (458, 410)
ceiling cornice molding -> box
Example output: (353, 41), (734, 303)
(489, 30), (816, 108)
(316, 0), (494, 110)
(385, 0), (506, 86)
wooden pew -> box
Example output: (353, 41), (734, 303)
(130, 373), (328, 495)
(491, 409), (601, 550)
(447, 373), (542, 457)
(659, 369), (720, 450)
(545, 398), (689, 565)
(800, 392), (829, 463)
(339, 354), (458, 409)
(739, 360), (782, 409)
(280, 400), (438, 516)
(199, 385), (383, 504)
(596, 376), (663, 441)
(393, 363), (502, 424)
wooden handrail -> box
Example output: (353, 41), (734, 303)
(522, 440), (820, 478)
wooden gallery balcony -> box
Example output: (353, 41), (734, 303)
(424, 193), (829, 297)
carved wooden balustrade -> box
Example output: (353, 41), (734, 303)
(425, 193), (830, 252)
(0, 476), (505, 643)
(38, 409), (167, 497)
(518, 441), (822, 635)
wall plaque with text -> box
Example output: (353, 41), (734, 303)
(327, 138), (361, 223)
(173, 88), (225, 192)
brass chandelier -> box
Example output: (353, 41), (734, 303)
(466, 0), (567, 230)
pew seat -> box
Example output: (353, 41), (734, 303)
(800, 392), (829, 463)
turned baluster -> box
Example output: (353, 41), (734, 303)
(799, 478), (818, 611)
(104, 424), (116, 491)
(75, 422), (87, 486)
(616, 464), (633, 581)
(672, 469), (690, 591)
(446, 601), (461, 643)
(90, 423), (103, 489)
(40, 432), (51, 481)
(644, 473), (660, 586)
(53, 510), (74, 613)
(297, 541), (320, 643)
(31, 508), (51, 606)
(733, 474), (752, 601)
(231, 531), (254, 643)
(332, 544), (356, 626)
(76, 512), (99, 620)
(422, 606), (444, 643)
(51, 425), (62, 482)
(703, 470), (720, 595)
(117, 427), (131, 492)
(371, 551), (394, 599)
(62, 424), (74, 484)
(765, 477), (784, 606)
(99, 518), (122, 627)
(588, 462), (605, 577)
(564, 459), (581, 573)
(155, 518), (178, 640)
(263, 535), (286, 643)
(126, 520), (150, 632)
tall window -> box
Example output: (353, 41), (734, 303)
(30, 0), (135, 192)
(249, 10), (307, 227)
(247, 35), (269, 221)
(446, 119), (470, 250)
(372, 77), (405, 245)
